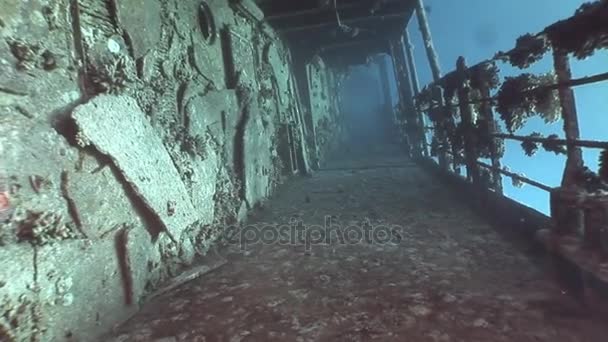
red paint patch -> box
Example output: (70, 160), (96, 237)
(0, 191), (9, 210)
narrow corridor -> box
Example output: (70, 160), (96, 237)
(106, 144), (607, 342)
(4, 1), (607, 340)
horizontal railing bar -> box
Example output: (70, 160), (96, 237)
(432, 71), (608, 98)
(477, 161), (552, 192)
(431, 151), (551, 191)
(419, 71), (608, 112)
(493, 133), (608, 149)
(547, 71), (608, 90)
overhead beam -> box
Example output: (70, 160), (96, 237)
(320, 40), (389, 60)
(265, 2), (362, 20)
(290, 24), (394, 51)
(318, 39), (379, 52)
(268, 1), (413, 32)
(267, 1), (379, 29)
(256, 0), (318, 17)
(321, 41), (389, 68)
(279, 11), (411, 34)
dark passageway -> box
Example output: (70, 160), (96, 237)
(2, 0), (608, 341)
(338, 63), (397, 151)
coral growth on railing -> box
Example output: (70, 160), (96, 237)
(412, 0), (608, 256)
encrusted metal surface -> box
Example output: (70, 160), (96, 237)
(72, 95), (198, 240)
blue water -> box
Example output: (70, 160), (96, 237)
(404, 0), (607, 214)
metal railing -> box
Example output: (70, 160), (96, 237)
(411, 0), (608, 254)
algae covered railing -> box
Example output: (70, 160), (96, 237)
(410, 1), (608, 257)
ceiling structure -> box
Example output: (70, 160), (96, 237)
(254, 0), (415, 67)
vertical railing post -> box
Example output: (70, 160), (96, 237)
(414, 0), (442, 83)
(389, 40), (406, 123)
(456, 57), (481, 184)
(395, 36), (423, 158)
(553, 50), (584, 186)
(550, 49), (585, 236)
(390, 37), (420, 157)
(403, 29), (421, 95)
(440, 89), (460, 175)
(403, 28), (429, 157)
(387, 40), (406, 149)
(476, 66), (504, 194)
(430, 85), (450, 171)
(389, 39), (405, 110)
(414, 0), (444, 163)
